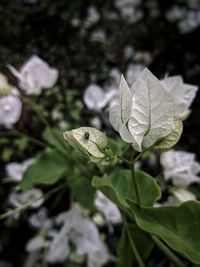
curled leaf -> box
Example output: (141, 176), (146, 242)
(63, 127), (107, 162)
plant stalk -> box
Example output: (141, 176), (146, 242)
(130, 150), (140, 205)
(0, 183), (66, 221)
(152, 235), (187, 267)
(123, 217), (145, 267)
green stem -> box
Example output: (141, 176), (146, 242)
(123, 217), (145, 267)
(152, 235), (187, 267)
(14, 129), (47, 148)
(0, 183), (66, 221)
(117, 155), (132, 165)
(0, 130), (47, 148)
(130, 150), (140, 205)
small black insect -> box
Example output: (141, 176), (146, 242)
(84, 132), (90, 140)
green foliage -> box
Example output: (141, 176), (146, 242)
(117, 224), (153, 267)
(130, 201), (200, 264)
(92, 169), (161, 214)
(21, 148), (69, 190)
(69, 175), (96, 211)
(43, 127), (68, 154)
(14, 137), (29, 152)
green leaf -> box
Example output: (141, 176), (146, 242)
(92, 169), (160, 212)
(15, 137), (29, 152)
(43, 127), (68, 154)
(69, 176), (96, 211)
(117, 224), (153, 267)
(130, 201), (200, 264)
(21, 149), (68, 190)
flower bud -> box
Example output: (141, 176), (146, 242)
(63, 127), (107, 162)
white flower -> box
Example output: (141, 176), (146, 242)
(160, 150), (200, 186)
(0, 73), (11, 95)
(168, 188), (196, 205)
(5, 158), (35, 182)
(83, 84), (116, 111)
(0, 88), (22, 128)
(46, 208), (111, 267)
(161, 75), (198, 117)
(29, 208), (52, 229)
(95, 191), (121, 224)
(124, 46), (135, 60)
(8, 188), (44, 209)
(84, 6), (100, 28)
(109, 68), (182, 152)
(9, 55), (58, 95)
(26, 235), (49, 252)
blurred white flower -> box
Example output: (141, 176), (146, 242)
(9, 55), (58, 95)
(26, 235), (49, 252)
(160, 150), (200, 186)
(115, 0), (141, 8)
(168, 188), (196, 204)
(125, 63), (145, 85)
(0, 73), (11, 95)
(58, 120), (69, 130)
(161, 75), (198, 117)
(9, 188), (44, 209)
(5, 158), (35, 182)
(83, 84), (116, 111)
(0, 88), (22, 128)
(29, 208), (52, 229)
(84, 6), (100, 28)
(95, 191), (121, 224)
(109, 68), (121, 87)
(90, 117), (102, 129)
(165, 5), (186, 22)
(46, 208), (111, 267)
(124, 45), (135, 60)
(178, 10), (200, 34)
(90, 29), (106, 43)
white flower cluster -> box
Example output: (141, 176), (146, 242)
(165, 5), (200, 34)
(8, 55), (58, 95)
(0, 56), (58, 128)
(109, 68), (198, 152)
(160, 150), (200, 204)
(26, 208), (112, 267)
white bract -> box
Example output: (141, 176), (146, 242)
(109, 68), (181, 152)
(0, 73), (11, 95)
(161, 75), (198, 118)
(63, 127), (107, 162)
(9, 55), (58, 95)
(46, 208), (111, 267)
(95, 191), (121, 224)
(160, 150), (200, 186)
(8, 188), (44, 209)
(0, 88), (22, 128)
(5, 158), (35, 182)
(168, 188), (196, 205)
(83, 84), (116, 111)
(26, 235), (49, 252)
(28, 208), (52, 229)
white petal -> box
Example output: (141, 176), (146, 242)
(83, 84), (105, 110)
(109, 75), (132, 131)
(128, 69), (174, 151)
(0, 95), (22, 128)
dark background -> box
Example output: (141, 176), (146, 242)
(0, 0), (200, 266)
